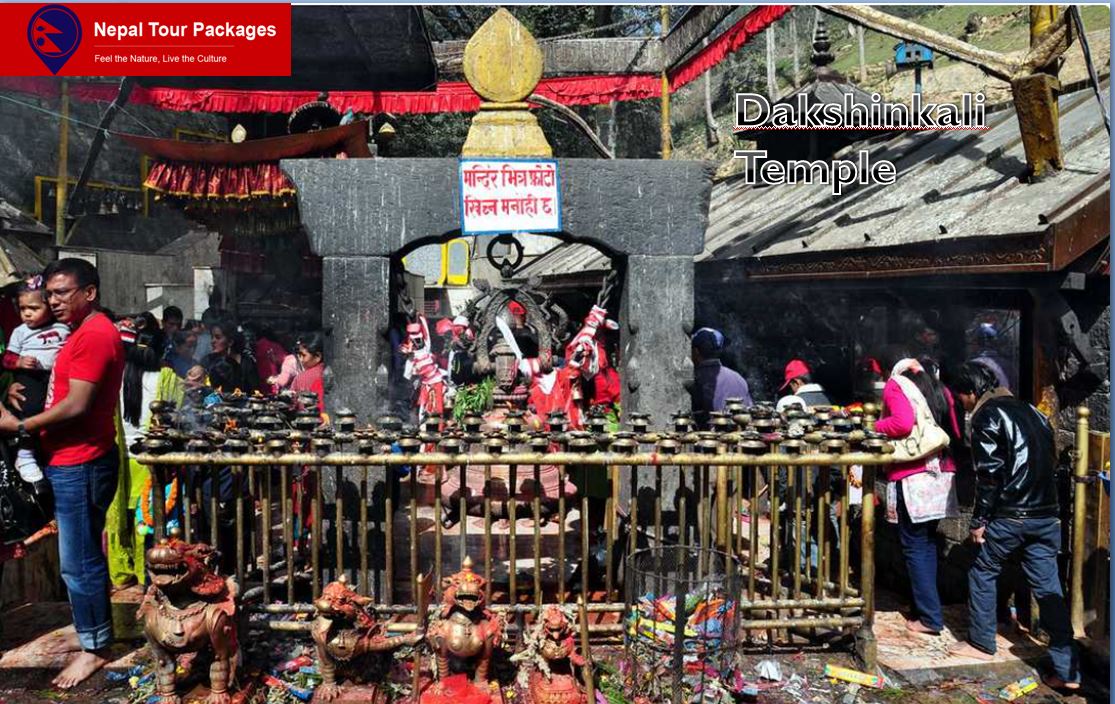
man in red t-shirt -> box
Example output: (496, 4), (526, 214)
(0, 259), (124, 689)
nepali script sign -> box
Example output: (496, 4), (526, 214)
(459, 158), (561, 235)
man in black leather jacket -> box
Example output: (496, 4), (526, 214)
(947, 362), (1078, 690)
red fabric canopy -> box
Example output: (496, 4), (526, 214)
(669, 5), (793, 90)
(0, 6), (787, 115)
(116, 73), (664, 114)
(145, 161), (295, 199)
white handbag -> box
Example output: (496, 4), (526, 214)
(887, 375), (950, 462)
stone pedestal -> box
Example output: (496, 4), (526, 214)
(462, 105), (552, 157)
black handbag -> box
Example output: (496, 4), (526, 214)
(0, 441), (51, 545)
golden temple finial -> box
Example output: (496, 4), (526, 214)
(461, 8), (552, 157)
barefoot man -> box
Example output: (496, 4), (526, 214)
(0, 259), (125, 688)
(947, 362), (1080, 692)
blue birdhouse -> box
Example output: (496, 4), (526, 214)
(894, 41), (933, 69)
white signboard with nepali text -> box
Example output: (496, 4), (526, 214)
(459, 158), (561, 235)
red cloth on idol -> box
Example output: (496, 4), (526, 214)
(591, 366), (621, 407)
(528, 366), (576, 420)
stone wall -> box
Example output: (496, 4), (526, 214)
(0, 87), (224, 214)
(92, 242), (220, 315)
(1054, 279), (1111, 438)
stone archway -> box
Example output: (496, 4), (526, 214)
(284, 157), (714, 428)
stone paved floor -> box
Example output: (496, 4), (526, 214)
(874, 590), (1047, 672)
(0, 587), (1106, 703)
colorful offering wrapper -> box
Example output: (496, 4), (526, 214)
(823, 664), (884, 689)
(998, 676), (1038, 701)
(627, 591), (735, 653)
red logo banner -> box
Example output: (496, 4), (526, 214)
(3, 3), (291, 76)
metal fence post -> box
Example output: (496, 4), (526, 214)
(855, 463), (877, 670)
(716, 465), (730, 552)
(1071, 406), (1090, 637)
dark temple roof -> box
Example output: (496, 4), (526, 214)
(518, 84), (1110, 282)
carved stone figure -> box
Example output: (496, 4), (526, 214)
(311, 576), (423, 701)
(516, 606), (587, 704)
(424, 557), (504, 698)
(136, 538), (238, 704)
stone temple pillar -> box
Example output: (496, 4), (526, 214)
(621, 253), (696, 544)
(621, 254), (695, 429)
(321, 255), (393, 412)
(317, 254), (392, 596)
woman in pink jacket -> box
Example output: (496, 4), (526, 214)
(876, 357), (962, 636)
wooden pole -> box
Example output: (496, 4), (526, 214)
(765, 27), (777, 100)
(1030, 6), (1060, 48)
(856, 26), (867, 83)
(660, 5), (671, 159)
(790, 14), (801, 88)
(67, 76), (134, 221)
(701, 36), (720, 148)
(1029, 6), (1061, 126)
(1010, 5), (1065, 177)
(55, 79), (69, 245)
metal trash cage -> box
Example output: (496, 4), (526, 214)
(625, 547), (743, 704)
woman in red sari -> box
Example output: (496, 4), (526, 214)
(291, 332), (326, 414)
(290, 332), (327, 551)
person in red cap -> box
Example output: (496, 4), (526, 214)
(776, 359), (831, 411)
(776, 358), (837, 576)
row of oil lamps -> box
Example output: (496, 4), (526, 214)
(137, 389), (890, 458)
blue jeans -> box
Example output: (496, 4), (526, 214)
(777, 468), (843, 572)
(46, 449), (119, 651)
(896, 482), (944, 632)
(968, 517), (1078, 683)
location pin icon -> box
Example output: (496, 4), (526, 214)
(28, 5), (82, 75)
